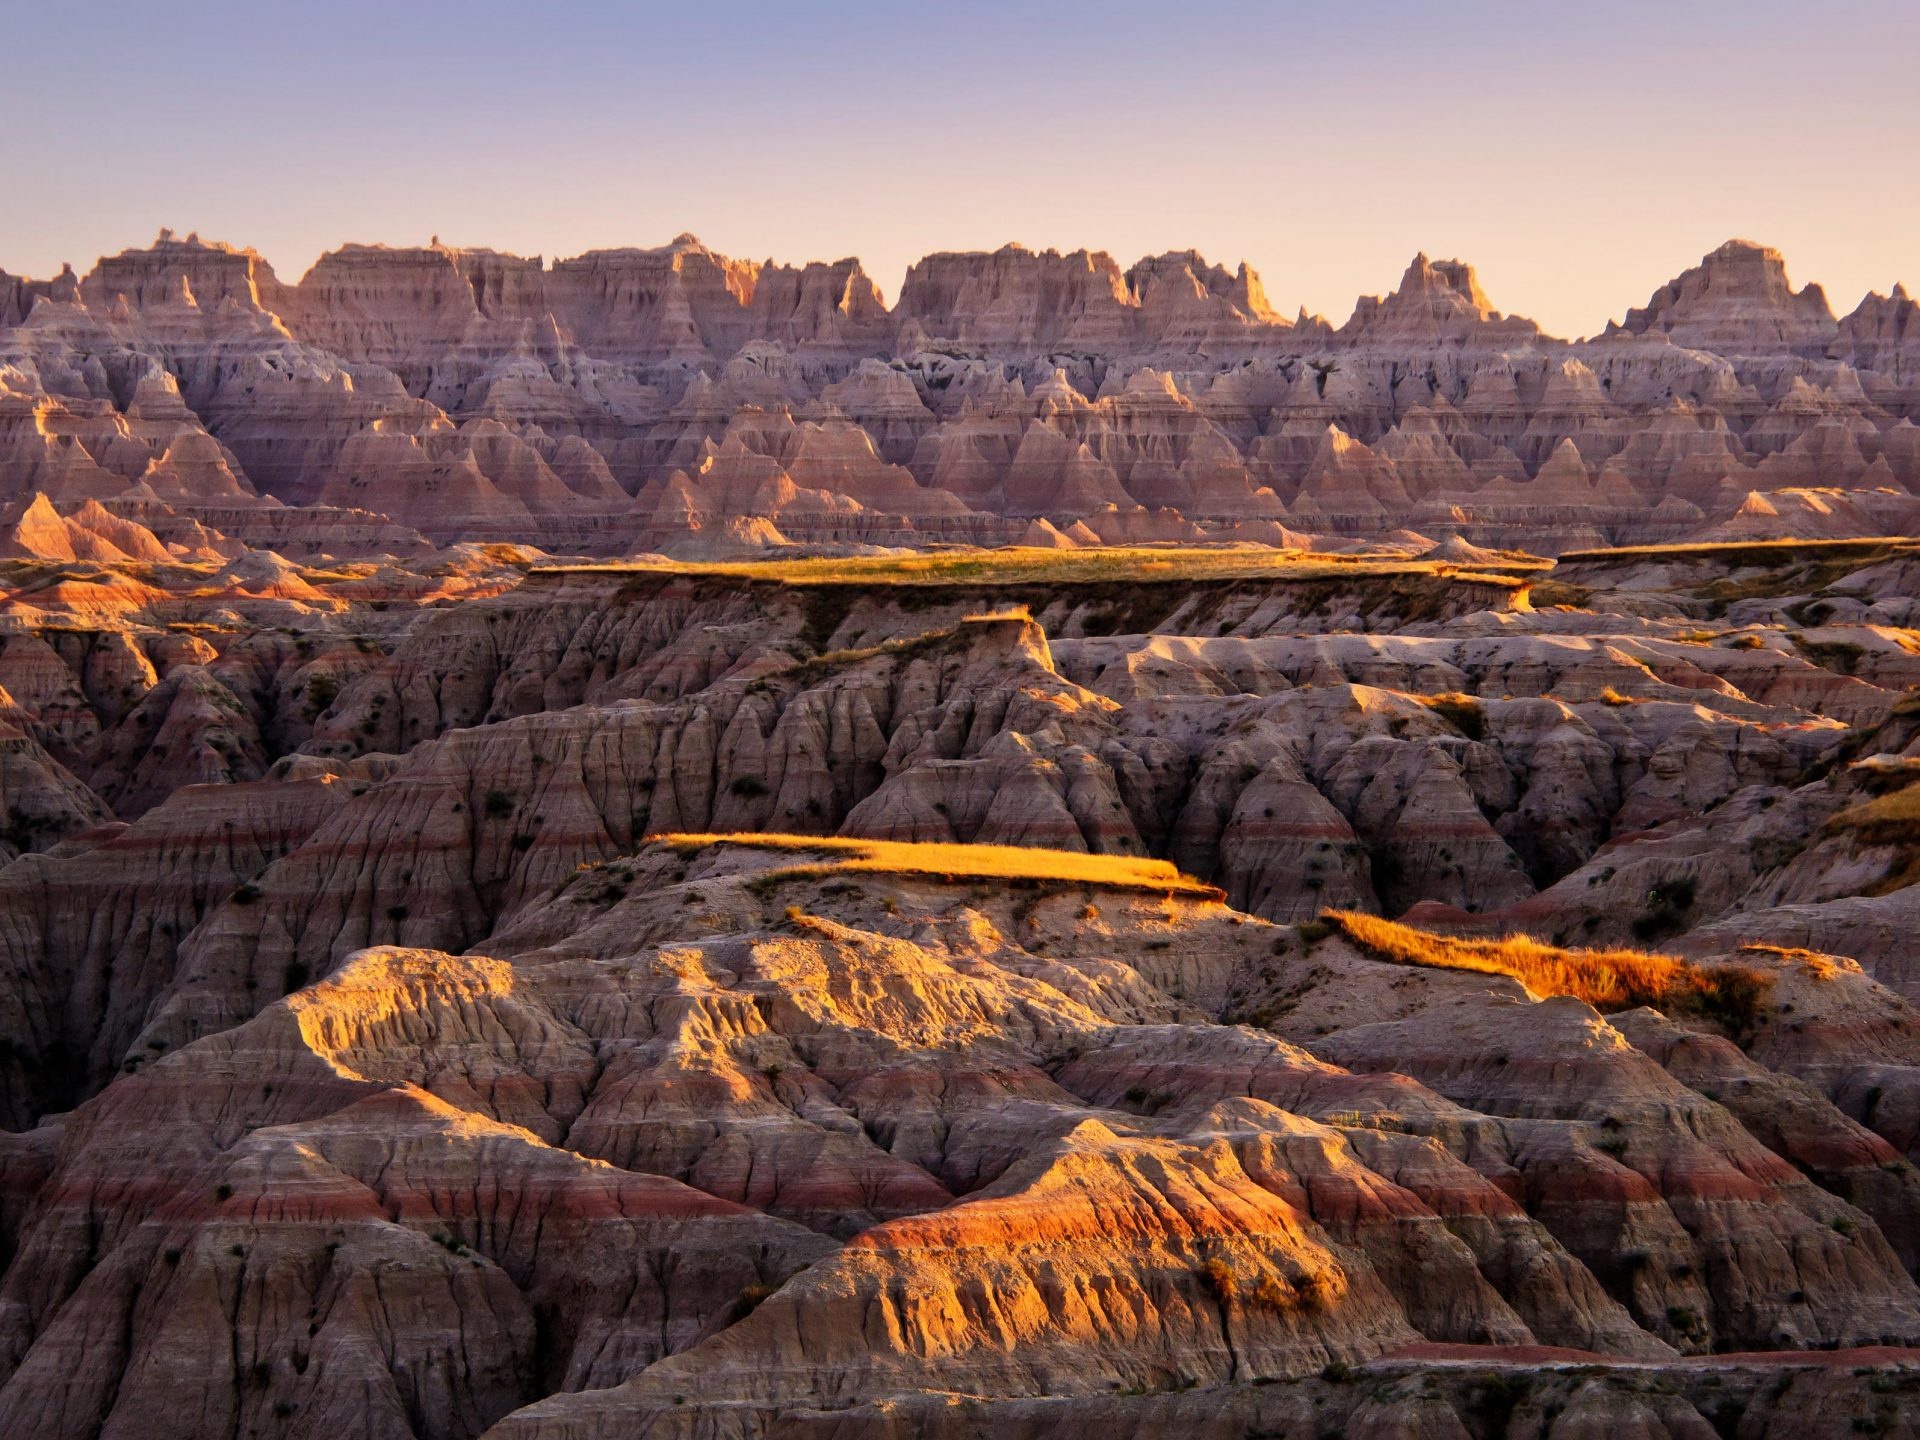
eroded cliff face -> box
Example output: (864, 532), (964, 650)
(3, 231), (1917, 552)
(4, 541), (1920, 1436)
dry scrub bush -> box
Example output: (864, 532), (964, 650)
(1197, 1258), (1340, 1314)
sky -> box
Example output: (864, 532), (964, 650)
(3, 0), (1915, 339)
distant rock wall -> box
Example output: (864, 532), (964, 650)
(2, 231), (1917, 551)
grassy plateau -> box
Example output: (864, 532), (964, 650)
(534, 545), (1544, 588)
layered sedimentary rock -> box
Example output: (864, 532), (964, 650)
(10, 803), (1920, 1438)
(2, 230), (1914, 552)
(1610, 238), (1839, 354)
(9, 230), (1920, 1437)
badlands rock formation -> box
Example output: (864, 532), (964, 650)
(6, 222), (1920, 1438)
(2, 229), (1917, 554)
(6, 528), (1920, 1436)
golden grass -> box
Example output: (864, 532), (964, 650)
(1823, 780), (1920, 895)
(300, 568), (383, 586)
(961, 606), (1034, 622)
(1558, 537), (1920, 565)
(1320, 910), (1772, 1030)
(653, 832), (1224, 898)
(1828, 783), (1920, 844)
(533, 547), (1542, 589)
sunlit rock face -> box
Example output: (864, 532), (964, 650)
(1609, 239), (1839, 355)
(0, 230), (1914, 552)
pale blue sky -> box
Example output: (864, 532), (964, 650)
(4, 0), (1915, 337)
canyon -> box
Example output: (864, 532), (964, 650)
(3, 229), (1920, 1438)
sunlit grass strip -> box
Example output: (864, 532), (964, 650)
(1828, 782), (1920, 844)
(533, 546), (1542, 587)
(1319, 909), (1771, 1030)
(1558, 537), (1920, 565)
(653, 832), (1225, 898)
